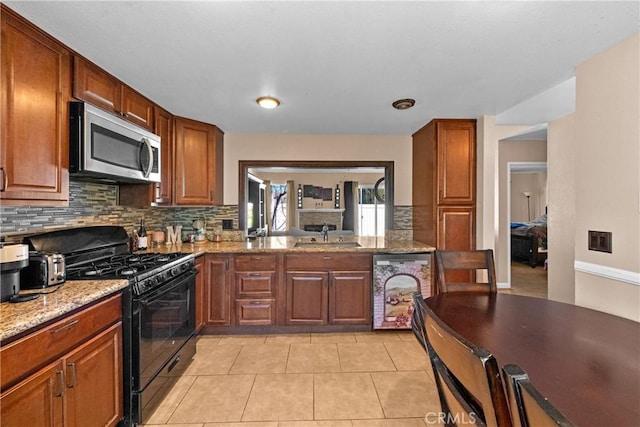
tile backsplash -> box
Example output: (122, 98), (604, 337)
(0, 180), (238, 241)
(1, 181), (412, 241)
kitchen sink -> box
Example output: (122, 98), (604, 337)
(294, 241), (361, 248)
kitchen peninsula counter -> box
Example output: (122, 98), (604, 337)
(0, 279), (129, 343)
(152, 236), (435, 256)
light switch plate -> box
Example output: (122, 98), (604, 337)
(588, 230), (612, 253)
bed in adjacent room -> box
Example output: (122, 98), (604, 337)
(510, 213), (547, 268)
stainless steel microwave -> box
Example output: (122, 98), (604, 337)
(69, 101), (161, 183)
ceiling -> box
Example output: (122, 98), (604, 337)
(6, 1), (639, 135)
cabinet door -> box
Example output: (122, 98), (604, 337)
(438, 206), (475, 284)
(174, 117), (223, 205)
(73, 56), (121, 114)
(155, 107), (174, 204)
(1, 8), (70, 205)
(204, 255), (232, 325)
(64, 322), (123, 427)
(436, 120), (476, 205)
(285, 272), (328, 325)
(121, 85), (154, 131)
(195, 256), (206, 332)
(0, 360), (64, 427)
(329, 271), (372, 325)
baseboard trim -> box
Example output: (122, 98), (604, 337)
(497, 282), (511, 289)
(574, 260), (640, 286)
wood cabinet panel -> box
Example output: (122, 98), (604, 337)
(174, 117), (224, 205)
(328, 271), (372, 325)
(73, 56), (120, 113)
(73, 57), (154, 131)
(436, 121), (476, 205)
(204, 255), (232, 325)
(285, 272), (328, 325)
(285, 253), (371, 271)
(412, 118), (476, 252)
(0, 294), (122, 427)
(235, 299), (276, 326)
(1, 294), (122, 390)
(195, 256), (206, 332)
(235, 254), (277, 271)
(0, 360), (63, 427)
(64, 322), (122, 427)
(1, 6), (70, 205)
(236, 272), (276, 298)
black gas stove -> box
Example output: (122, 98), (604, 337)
(65, 251), (195, 296)
(23, 225), (197, 426)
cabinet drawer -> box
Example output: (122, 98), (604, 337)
(236, 272), (276, 298)
(1, 293), (122, 389)
(235, 299), (276, 326)
(285, 253), (371, 271)
(235, 254), (277, 271)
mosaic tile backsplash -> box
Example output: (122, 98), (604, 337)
(1, 181), (412, 241)
(0, 181), (239, 241)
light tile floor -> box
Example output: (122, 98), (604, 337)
(142, 331), (441, 427)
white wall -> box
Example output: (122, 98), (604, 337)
(223, 134), (412, 206)
(510, 173), (547, 222)
(573, 33), (640, 321)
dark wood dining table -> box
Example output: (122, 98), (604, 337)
(425, 292), (640, 427)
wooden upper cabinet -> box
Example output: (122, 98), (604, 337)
(154, 107), (174, 205)
(412, 118), (476, 250)
(174, 117), (224, 205)
(436, 121), (476, 205)
(73, 57), (154, 130)
(0, 6), (71, 206)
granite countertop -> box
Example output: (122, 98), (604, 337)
(1, 237), (433, 343)
(0, 279), (129, 343)
(146, 236), (435, 256)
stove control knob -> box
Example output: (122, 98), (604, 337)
(170, 267), (179, 277)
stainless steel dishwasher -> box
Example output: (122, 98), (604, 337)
(372, 252), (432, 330)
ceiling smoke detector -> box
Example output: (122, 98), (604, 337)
(392, 98), (416, 110)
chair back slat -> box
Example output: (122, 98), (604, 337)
(435, 250), (497, 293)
(424, 303), (512, 427)
(502, 365), (573, 427)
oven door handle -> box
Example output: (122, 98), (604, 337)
(137, 269), (197, 305)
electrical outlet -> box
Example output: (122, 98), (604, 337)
(588, 230), (612, 253)
(222, 219), (233, 230)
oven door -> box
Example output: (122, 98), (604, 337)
(132, 269), (196, 391)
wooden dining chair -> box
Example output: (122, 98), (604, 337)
(411, 292), (428, 353)
(502, 365), (573, 427)
(424, 303), (512, 427)
(434, 249), (497, 293)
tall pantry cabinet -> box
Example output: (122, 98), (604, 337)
(412, 119), (477, 255)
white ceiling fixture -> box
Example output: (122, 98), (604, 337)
(6, 1), (638, 134)
(256, 96), (280, 109)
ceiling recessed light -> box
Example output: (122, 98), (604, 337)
(392, 98), (416, 110)
(256, 96), (280, 109)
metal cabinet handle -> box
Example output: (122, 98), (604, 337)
(55, 370), (65, 397)
(322, 256), (332, 260)
(51, 319), (79, 334)
(249, 273), (262, 277)
(66, 362), (77, 388)
(0, 167), (6, 192)
(251, 256), (262, 260)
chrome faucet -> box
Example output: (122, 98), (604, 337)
(321, 223), (329, 242)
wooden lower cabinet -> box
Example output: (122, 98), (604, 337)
(235, 299), (276, 326)
(329, 271), (371, 325)
(204, 255), (232, 326)
(0, 322), (122, 427)
(194, 256), (206, 332)
(286, 272), (329, 325)
(285, 253), (372, 326)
